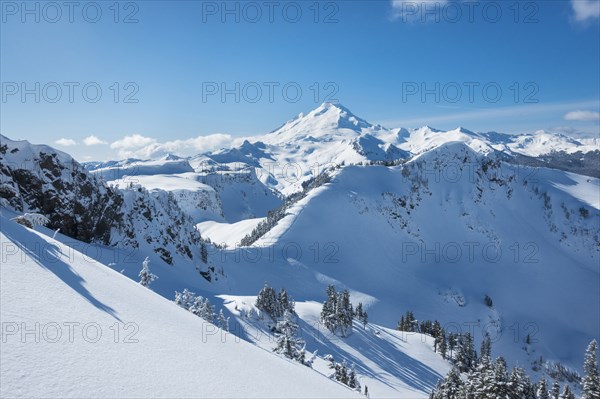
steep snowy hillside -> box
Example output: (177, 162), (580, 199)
(0, 215), (356, 398)
(208, 142), (599, 375)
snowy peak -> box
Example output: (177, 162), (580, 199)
(267, 103), (379, 143)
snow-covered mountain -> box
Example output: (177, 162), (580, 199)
(1, 104), (598, 398)
(0, 135), (201, 265)
(84, 103), (599, 199)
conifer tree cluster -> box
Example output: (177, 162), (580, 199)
(429, 339), (599, 399)
(354, 302), (368, 327)
(326, 355), (361, 391)
(255, 282), (295, 321)
(397, 311), (451, 361)
(174, 288), (219, 325)
(320, 285), (354, 337)
(397, 311), (418, 332)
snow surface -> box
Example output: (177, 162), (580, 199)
(0, 215), (355, 398)
(3, 104), (600, 398)
(197, 218), (266, 247)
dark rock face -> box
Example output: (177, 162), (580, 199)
(0, 138), (200, 264)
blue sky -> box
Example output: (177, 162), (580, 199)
(1, 0), (599, 160)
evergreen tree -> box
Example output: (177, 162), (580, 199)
(338, 290), (354, 336)
(493, 357), (510, 398)
(355, 303), (368, 326)
(321, 285), (338, 332)
(431, 367), (463, 399)
(551, 381), (561, 399)
(198, 297), (215, 323)
(448, 333), (458, 360)
(510, 366), (536, 399)
(438, 330), (447, 359)
(139, 257), (157, 287)
(273, 310), (305, 363)
(537, 377), (549, 399)
(583, 340), (600, 399)
(347, 363), (361, 390)
(278, 288), (295, 315)
(320, 285), (354, 336)
(457, 333), (477, 373)
(217, 309), (229, 332)
(480, 332), (492, 361)
(256, 282), (279, 320)
(174, 288), (195, 310)
(560, 385), (575, 399)
(336, 360), (349, 385)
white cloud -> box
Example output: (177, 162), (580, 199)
(564, 110), (600, 122)
(83, 135), (108, 146)
(110, 134), (237, 159)
(390, 0), (449, 21)
(111, 134), (157, 150)
(55, 138), (77, 146)
(571, 0), (600, 22)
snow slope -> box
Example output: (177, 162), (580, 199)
(0, 215), (355, 398)
(222, 298), (451, 398)
(197, 218), (265, 247)
(208, 142), (599, 374)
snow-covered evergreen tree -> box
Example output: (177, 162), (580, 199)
(273, 310), (305, 363)
(197, 298), (215, 323)
(583, 340), (600, 399)
(355, 302), (368, 327)
(321, 284), (338, 332)
(431, 367), (463, 399)
(492, 357), (510, 398)
(510, 366), (536, 399)
(560, 385), (575, 399)
(278, 288), (295, 315)
(551, 381), (561, 399)
(138, 257), (157, 287)
(537, 377), (549, 399)
(456, 333), (477, 373)
(255, 282), (279, 320)
(174, 289), (215, 324)
(480, 332), (492, 361)
(338, 290), (354, 336)
(438, 330), (447, 359)
(174, 288), (195, 309)
(320, 286), (354, 336)
(217, 309), (229, 332)
(347, 363), (361, 391)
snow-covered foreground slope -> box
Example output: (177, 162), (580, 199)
(0, 215), (355, 398)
